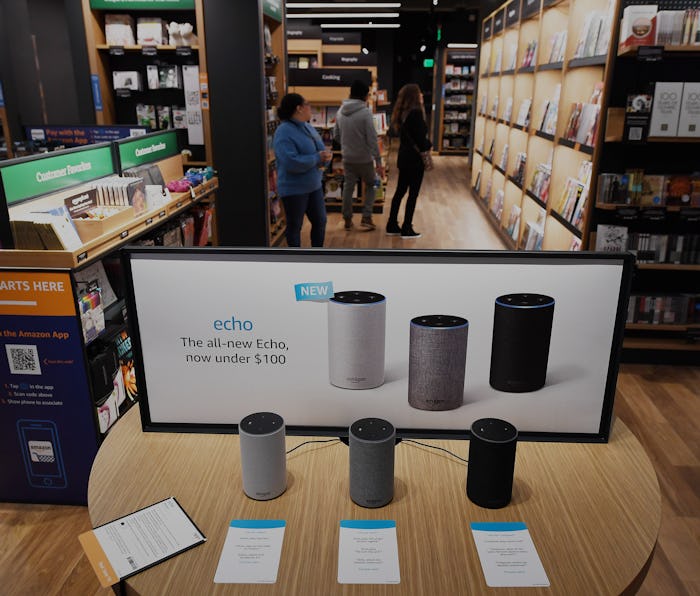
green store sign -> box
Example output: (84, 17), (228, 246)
(118, 131), (179, 170)
(90, 0), (195, 9)
(263, 0), (282, 21)
(1, 146), (115, 205)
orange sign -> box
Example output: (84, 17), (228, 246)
(0, 271), (76, 317)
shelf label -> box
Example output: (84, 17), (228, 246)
(680, 208), (700, 222)
(115, 88), (131, 98)
(322, 52), (377, 67)
(506, 0), (521, 27)
(25, 125), (148, 148)
(77, 251), (88, 262)
(493, 8), (505, 34)
(117, 130), (179, 170)
(483, 17), (492, 40)
(640, 208), (666, 221)
(141, 46), (157, 57)
(288, 68), (371, 87)
(322, 32), (361, 45)
(175, 47), (192, 57)
(120, 230), (129, 239)
(159, 210), (166, 218)
(637, 46), (664, 62)
(0, 145), (115, 205)
(90, 0), (194, 8)
(287, 24), (321, 39)
(108, 46), (125, 56)
(145, 217), (153, 225)
(90, 75), (102, 112)
(176, 201), (183, 208)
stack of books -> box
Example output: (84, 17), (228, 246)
(521, 40), (537, 68)
(573, 3), (614, 58)
(562, 83), (604, 146)
(538, 84), (560, 135)
(546, 31), (567, 63)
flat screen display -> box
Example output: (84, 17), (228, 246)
(122, 248), (633, 442)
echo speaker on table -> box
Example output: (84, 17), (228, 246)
(489, 293), (555, 393)
(466, 418), (518, 509)
(239, 412), (286, 501)
(349, 417), (395, 508)
(409, 314), (469, 411)
(328, 291), (386, 389)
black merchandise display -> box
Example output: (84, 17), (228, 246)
(239, 412), (286, 501)
(408, 315), (469, 411)
(466, 417), (518, 509)
(349, 417), (395, 508)
(489, 293), (555, 392)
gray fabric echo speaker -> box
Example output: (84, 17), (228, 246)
(239, 412), (286, 501)
(466, 417), (518, 509)
(349, 417), (395, 508)
(408, 314), (469, 411)
(328, 291), (386, 389)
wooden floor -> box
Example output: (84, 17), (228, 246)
(1, 155), (698, 595)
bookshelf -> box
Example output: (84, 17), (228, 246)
(80, 0), (212, 166)
(0, 80), (12, 161)
(472, 0), (616, 252)
(437, 48), (476, 155)
(589, 2), (700, 361)
(263, 7), (287, 246)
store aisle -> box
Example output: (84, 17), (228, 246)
(302, 155), (506, 250)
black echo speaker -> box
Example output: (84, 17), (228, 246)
(466, 418), (518, 509)
(408, 315), (469, 411)
(349, 417), (395, 508)
(239, 412), (286, 501)
(489, 293), (555, 392)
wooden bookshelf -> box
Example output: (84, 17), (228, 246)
(437, 48), (476, 155)
(472, 0), (616, 251)
(80, 0), (213, 165)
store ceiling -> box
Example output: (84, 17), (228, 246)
(286, 0), (481, 14)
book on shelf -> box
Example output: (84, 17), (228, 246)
(547, 30), (567, 64)
(619, 5), (657, 52)
(666, 174), (693, 206)
(677, 82), (700, 137)
(309, 106), (326, 127)
(445, 64), (454, 75)
(521, 40), (537, 68)
(649, 82), (683, 137)
(491, 189), (505, 220)
(627, 294), (698, 325)
(595, 224), (629, 252)
(515, 98), (531, 127)
(640, 175), (666, 206)
(506, 204), (521, 240)
(511, 152), (527, 185)
(498, 144), (509, 170)
(474, 170), (482, 194)
(624, 92), (653, 142)
(574, 2), (614, 59)
(655, 9), (700, 45)
(528, 163), (552, 203)
(490, 96), (499, 118)
(538, 84), (560, 135)
(523, 212), (545, 250)
(597, 173), (630, 205)
(507, 44), (518, 71)
(479, 94), (488, 115)
(570, 237), (582, 251)
(487, 138), (495, 161)
(105, 14), (135, 46)
(492, 46), (503, 73)
(483, 179), (493, 202)
(503, 97), (513, 123)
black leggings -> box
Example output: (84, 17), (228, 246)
(388, 166), (425, 230)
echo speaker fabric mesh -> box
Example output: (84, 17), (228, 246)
(239, 412), (286, 501)
(349, 417), (395, 508)
(489, 293), (555, 393)
(328, 291), (386, 389)
(409, 315), (469, 410)
(466, 417), (518, 509)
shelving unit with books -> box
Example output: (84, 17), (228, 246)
(262, 7), (287, 246)
(80, 0), (212, 167)
(0, 133), (219, 503)
(471, 0), (615, 252)
(0, 80), (12, 161)
(589, 1), (700, 361)
(438, 49), (476, 155)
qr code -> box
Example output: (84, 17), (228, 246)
(628, 127), (643, 141)
(5, 344), (42, 376)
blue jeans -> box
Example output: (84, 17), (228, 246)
(281, 187), (327, 247)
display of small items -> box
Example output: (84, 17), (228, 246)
(104, 14), (197, 47)
(165, 167), (216, 193)
(79, 287), (105, 344)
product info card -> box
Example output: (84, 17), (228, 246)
(470, 522), (550, 587)
(214, 520), (286, 584)
(338, 520), (400, 584)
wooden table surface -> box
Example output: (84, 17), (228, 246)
(87, 406), (660, 595)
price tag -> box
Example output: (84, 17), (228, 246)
(159, 210), (167, 218)
(637, 46), (664, 62)
(120, 230), (129, 239)
(115, 89), (131, 98)
(109, 46), (125, 56)
(145, 217), (153, 225)
(176, 46), (192, 57)
(142, 46), (157, 57)
(77, 252), (88, 263)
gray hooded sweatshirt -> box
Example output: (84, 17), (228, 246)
(333, 99), (381, 165)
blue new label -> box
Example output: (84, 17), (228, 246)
(294, 281), (333, 302)
(91, 75), (102, 111)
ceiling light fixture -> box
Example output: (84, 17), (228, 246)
(287, 12), (399, 18)
(362, 47), (370, 54)
(447, 43), (478, 48)
(420, 44), (426, 52)
(287, 3), (401, 8)
(320, 23), (400, 28)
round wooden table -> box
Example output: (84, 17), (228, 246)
(88, 406), (660, 595)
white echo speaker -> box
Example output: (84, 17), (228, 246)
(328, 291), (386, 389)
(408, 314), (469, 411)
(239, 412), (286, 501)
(349, 417), (396, 508)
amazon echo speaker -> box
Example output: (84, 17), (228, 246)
(489, 293), (555, 393)
(349, 418), (395, 508)
(239, 412), (286, 501)
(328, 291), (386, 389)
(409, 315), (469, 411)
(466, 418), (517, 509)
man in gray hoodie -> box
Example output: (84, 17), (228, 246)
(334, 80), (385, 231)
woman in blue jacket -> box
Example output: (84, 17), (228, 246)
(273, 93), (332, 247)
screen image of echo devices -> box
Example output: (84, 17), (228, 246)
(16, 419), (67, 489)
(122, 249), (633, 442)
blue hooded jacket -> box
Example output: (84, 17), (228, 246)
(273, 119), (325, 196)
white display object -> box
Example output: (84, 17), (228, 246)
(677, 82), (700, 138)
(182, 65), (204, 145)
(649, 82), (683, 137)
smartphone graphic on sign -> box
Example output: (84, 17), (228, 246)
(16, 419), (67, 489)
